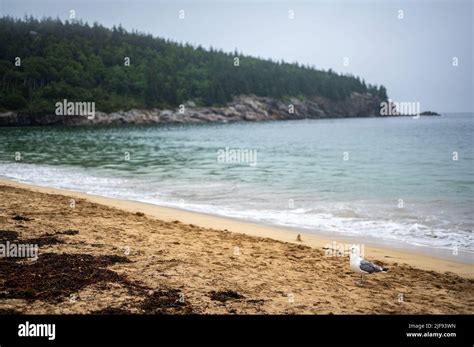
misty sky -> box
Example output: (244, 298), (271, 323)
(1, 0), (472, 112)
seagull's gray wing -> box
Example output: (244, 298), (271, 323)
(359, 259), (384, 273)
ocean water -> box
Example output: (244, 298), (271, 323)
(1, 114), (473, 261)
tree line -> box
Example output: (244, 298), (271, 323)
(0, 16), (388, 114)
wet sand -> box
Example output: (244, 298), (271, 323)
(0, 179), (472, 314)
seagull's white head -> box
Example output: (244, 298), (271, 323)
(349, 245), (360, 259)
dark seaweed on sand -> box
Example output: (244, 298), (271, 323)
(0, 253), (132, 302)
(210, 290), (245, 302)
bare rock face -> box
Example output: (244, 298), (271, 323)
(0, 93), (385, 127)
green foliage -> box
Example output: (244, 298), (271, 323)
(0, 17), (388, 113)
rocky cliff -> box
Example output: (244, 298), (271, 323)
(0, 92), (384, 127)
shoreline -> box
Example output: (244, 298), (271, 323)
(0, 94), (383, 126)
(0, 110), (444, 128)
(1, 178), (472, 279)
(1, 178), (473, 314)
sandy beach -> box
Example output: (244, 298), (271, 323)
(0, 178), (472, 314)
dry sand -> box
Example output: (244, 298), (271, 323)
(0, 179), (473, 314)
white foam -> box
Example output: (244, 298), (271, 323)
(1, 161), (472, 254)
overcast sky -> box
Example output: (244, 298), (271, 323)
(1, 0), (472, 112)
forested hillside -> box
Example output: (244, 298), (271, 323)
(0, 17), (388, 114)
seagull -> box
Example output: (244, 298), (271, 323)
(349, 246), (388, 286)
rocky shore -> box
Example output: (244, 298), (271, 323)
(0, 92), (386, 126)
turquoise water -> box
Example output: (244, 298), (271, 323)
(1, 114), (473, 258)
